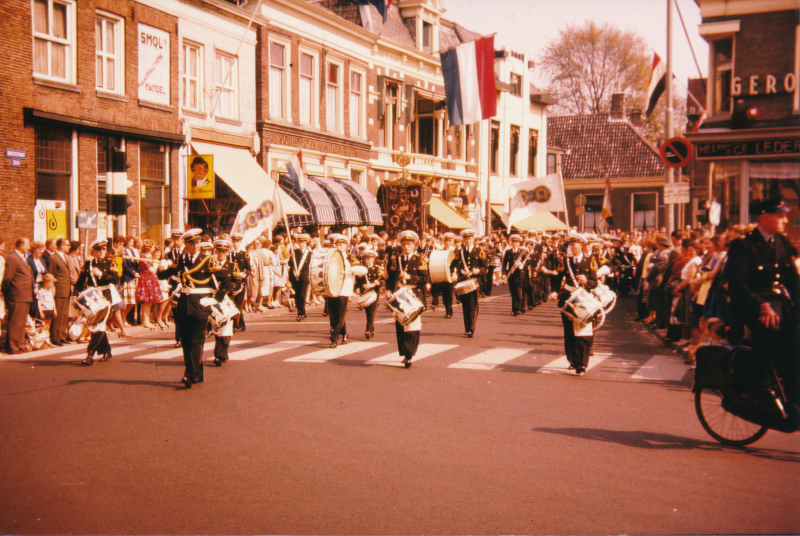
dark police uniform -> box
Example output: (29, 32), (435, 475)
(452, 244), (487, 337)
(557, 252), (598, 374)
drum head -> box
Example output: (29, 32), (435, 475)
(326, 250), (345, 297)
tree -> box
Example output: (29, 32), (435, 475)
(539, 20), (685, 144)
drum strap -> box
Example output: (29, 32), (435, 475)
(293, 249), (309, 280)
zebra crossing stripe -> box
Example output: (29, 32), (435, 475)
(61, 340), (167, 360)
(227, 340), (316, 361)
(130, 340), (248, 360)
(285, 341), (387, 363)
(448, 347), (531, 370)
(538, 352), (611, 374)
(365, 343), (458, 366)
(631, 355), (688, 382)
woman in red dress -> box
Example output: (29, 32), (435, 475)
(135, 239), (162, 330)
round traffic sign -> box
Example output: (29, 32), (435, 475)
(660, 136), (693, 168)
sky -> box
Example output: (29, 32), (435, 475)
(442, 0), (709, 97)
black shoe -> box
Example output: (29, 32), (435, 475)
(99, 353), (112, 362)
(194, 377), (204, 383)
(174, 342), (182, 348)
(81, 355), (93, 366)
(330, 340), (338, 348)
(403, 356), (412, 368)
(341, 335), (348, 345)
(512, 311), (518, 316)
(52, 340), (63, 347)
(180, 377), (192, 388)
(213, 358), (223, 367)
(365, 331), (371, 340)
(63, 339), (73, 345)
(296, 316), (303, 322)
(575, 368), (585, 376)
(445, 314), (452, 319)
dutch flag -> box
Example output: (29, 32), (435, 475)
(439, 35), (497, 126)
(286, 150), (304, 194)
(645, 53), (667, 118)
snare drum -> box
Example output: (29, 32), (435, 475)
(357, 290), (378, 309)
(208, 295), (239, 329)
(99, 284), (122, 306)
(454, 278), (480, 296)
(74, 288), (111, 325)
(560, 287), (604, 326)
(386, 286), (424, 326)
(428, 250), (455, 283)
(309, 248), (345, 298)
(591, 283), (617, 313)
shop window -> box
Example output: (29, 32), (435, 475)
(712, 160), (741, 228)
(140, 142), (169, 243)
(36, 128), (71, 211)
(33, 0), (76, 83)
(528, 129), (538, 176)
(95, 12), (124, 94)
(749, 161), (800, 211)
(490, 121), (500, 174)
(350, 71), (363, 138)
(299, 52), (315, 126)
(633, 193), (657, 231)
(712, 37), (733, 115)
(326, 62), (342, 133)
(269, 42), (286, 120)
(181, 42), (203, 112)
(214, 52), (237, 119)
(509, 125), (520, 176)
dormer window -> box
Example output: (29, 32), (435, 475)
(422, 22), (433, 54)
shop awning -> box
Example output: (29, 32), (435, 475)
(491, 204), (505, 218)
(310, 176), (362, 227)
(509, 211), (569, 231)
(337, 180), (384, 226)
(190, 141), (307, 215)
(278, 174), (337, 227)
(428, 196), (472, 229)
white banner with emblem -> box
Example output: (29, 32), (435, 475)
(505, 173), (566, 229)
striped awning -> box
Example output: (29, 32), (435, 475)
(310, 176), (362, 227)
(278, 174), (337, 227)
(337, 180), (384, 226)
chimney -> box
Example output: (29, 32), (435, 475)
(630, 108), (642, 127)
(610, 92), (625, 120)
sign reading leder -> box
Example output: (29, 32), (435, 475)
(695, 138), (800, 159)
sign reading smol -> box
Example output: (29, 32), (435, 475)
(138, 23), (170, 106)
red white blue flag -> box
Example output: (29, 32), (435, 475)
(645, 53), (667, 118)
(350, 0), (391, 23)
(285, 150), (304, 194)
(439, 35), (497, 126)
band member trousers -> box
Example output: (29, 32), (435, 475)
(232, 290), (246, 331)
(176, 311), (209, 382)
(214, 335), (230, 362)
(364, 301), (378, 334)
(483, 266), (495, 296)
(432, 282), (453, 315)
(293, 279), (309, 317)
(328, 296), (349, 342)
(86, 330), (111, 358)
(394, 322), (420, 359)
(561, 312), (591, 370)
(458, 290), (479, 333)
(508, 278), (524, 314)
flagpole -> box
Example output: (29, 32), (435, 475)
(559, 169), (570, 230)
(665, 0), (675, 234)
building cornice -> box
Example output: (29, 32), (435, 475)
(563, 177), (666, 189)
(694, 0), (800, 18)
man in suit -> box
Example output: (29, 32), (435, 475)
(288, 234), (312, 321)
(557, 233), (598, 376)
(503, 234), (527, 316)
(726, 197), (800, 403)
(2, 238), (34, 354)
(451, 229), (487, 338)
(48, 238), (72, 346)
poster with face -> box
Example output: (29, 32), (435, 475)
(188, 155), (214, 199)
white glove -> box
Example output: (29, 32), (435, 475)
(199, 297), (217, 307)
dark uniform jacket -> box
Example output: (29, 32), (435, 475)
(158, 251), (214, 316)
(557, 254), (598, 307)
(451, 246), (487, 283)
(502, 247), (527, 283)
(209, 257), (238, 302)
(75, 258), (119, 293)
(227, 249), (249, 294)
(355, 264), (385, 294)
(288, 247), (312, 285)
(726, 229), (800, 324)
(386, 252), (428, 301)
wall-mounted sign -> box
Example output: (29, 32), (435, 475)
(138, 23), (170, 106)
(695, 138), (800, 159)
(187, 155), (214, 199)
(731, 73), (796, 96)
(663, 183), (690, 204)
(6, 148), (26, 167)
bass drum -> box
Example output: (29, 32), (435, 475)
(428, 249), (455, 283)
(309, 248), (345, 298)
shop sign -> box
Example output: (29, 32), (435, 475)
(34, 200), (67, 242)
(731, 73), (796, 96)
(138, 23), (170, 106)
(663, 183), (690, 204)
(187, 155), (214, 199)
(695, 138), (800, 159)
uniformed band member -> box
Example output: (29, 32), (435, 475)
(557, 233), (598, 376)
(74, 239), (119, 366)
(288, 234), (312, 322)
(158, 229), (214, 388)
(328, 235), (358, 348)
(229, 233), (249, 333)
(431, 232), (455, 318)
(503, 234), (527, 316)
(354, 248), (384, 339)
(208, 239), (239, 367)
(385, 230), (428, 367)
(726, 196), (800, 403)
(452, 229), (486, 338)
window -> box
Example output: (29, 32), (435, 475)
(379, 83), (397, 149)
(140, 142), (170, 244)
(454, 125), (466, 160)
(583, 195), (604, 231)
(351, 169), (363, 186)
(633, 193), (657, 231)
(215, 53), (237, 119)
(33, 0), (76, 83)
(490, 121), (500, 174)
(36, 128), (71, 213)
(181, 42), (203, 111)
(510, 73), (522, 97)
(269, 42), (286, 120)
(712, 38), (733, 115)
(415, 98), (438, 156)
(97, 135), (114, 213)
(299, 52), (315, 126)
(422, 22), (433, 54)
(326, 63), (341, 132)
(95, 13), (123, 93)
(546, 153), (557, 175)
(350, 71), (363, 138)
(140, 142), (165, 182)
(528, 129), (538, 176)
(509, 125), (520, 176)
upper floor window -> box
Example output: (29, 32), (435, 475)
(415, 98), (438, 156)
(299, 52), (315, 126)
(528, 129), (538, 176)
(140, 142), (165, 182)
(95, 12), (124, 93)
(490, 121), (500, 174)
(269, 42), (286, 120)
(214, 52), (237, 119)
(509, 125), (520, 176)
(510, 73), (522, 97)
(546, 153), (557, 175)
(422, 22), (433, 54)
(379, 82), (398, 149)
(713, 37), (733, 115)
(33, 0), (76, 83)
(326, 62), (342, 133)
(350, 71), (363, 138)
(181, 42), (203, 112)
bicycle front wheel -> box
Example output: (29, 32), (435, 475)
(695, 387), (769, 446)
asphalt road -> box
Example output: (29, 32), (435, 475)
(1, 286), (798, 535)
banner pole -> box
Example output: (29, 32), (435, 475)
(273, 166), (299, 279)
(559, 169), (570, 230)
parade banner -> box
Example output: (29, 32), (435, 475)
(230, 186), (283, 248)
(506, 173), (565, 229)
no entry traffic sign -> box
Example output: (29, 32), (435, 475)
(660, 137), (693, 168)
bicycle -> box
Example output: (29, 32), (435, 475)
(693, 345), (800, 446)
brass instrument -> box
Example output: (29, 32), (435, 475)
(123, 256), (159, 263)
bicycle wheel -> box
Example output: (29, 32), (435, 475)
(695, 387), (769, 446)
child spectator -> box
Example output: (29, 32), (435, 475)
(37, 274), (57, 333)
(280, 283), (296, 312)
